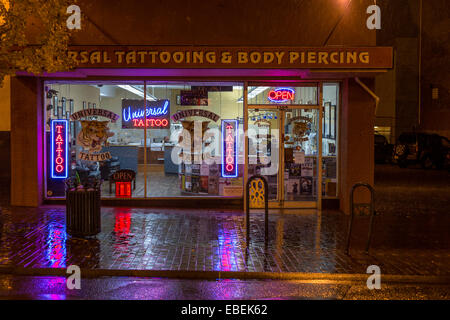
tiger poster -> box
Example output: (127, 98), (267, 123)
(71, 109), (119, 161)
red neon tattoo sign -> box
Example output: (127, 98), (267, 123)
(132, 118), (169, 128)
(51, 120), (68, 179)
(222, 120), (238, 178)
(225, 125), (234, 172)
(268, 88), (296, 103)
(55, 127), (64, 173)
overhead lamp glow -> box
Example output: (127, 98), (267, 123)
(237, 87), (270, 102)
(118, 85), (157, 101)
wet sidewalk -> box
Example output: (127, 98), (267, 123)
(0, 206), (448, 276)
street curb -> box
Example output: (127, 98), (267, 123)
(1, 266), (449, 284)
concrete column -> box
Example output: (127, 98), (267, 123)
(10, 77), (43, 207)
(340, 78), (376, 214)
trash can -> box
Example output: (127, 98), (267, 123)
(66, 190), (101, 237)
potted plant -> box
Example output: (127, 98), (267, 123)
(64, 172), (103, 237)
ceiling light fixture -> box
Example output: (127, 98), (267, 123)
(237, 87), (270, 103)
(118, 85), (157, 101)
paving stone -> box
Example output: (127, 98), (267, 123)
(0, 206), (448, 275)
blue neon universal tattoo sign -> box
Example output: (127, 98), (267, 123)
(222, 120), (238, 178)
(122, 99), (170, 129)
(51, 120), (68, 179)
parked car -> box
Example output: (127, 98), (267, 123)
(374, 134), (394, 163)
(393, 132), (449, 169)
(443, 138), (450, 171)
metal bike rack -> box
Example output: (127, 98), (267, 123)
(345, 183), (376, 255)
(246, 175), (269, 245)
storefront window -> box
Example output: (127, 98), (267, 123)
(44, 81), (145, 198)
(44, 81), (337, 201)
(322, 83), (339, 198)
(44, 81), (244, 199)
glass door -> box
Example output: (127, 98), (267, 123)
(282, 107), (320, 208)
(247, 106), (321, 208)
(248, 108), (281, 202)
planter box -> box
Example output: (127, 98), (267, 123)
(66, 190), (101, 237)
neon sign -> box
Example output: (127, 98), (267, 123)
(268, 88), (296, 103)
(112, 170), (135, 198)
(131, 118), (169, 128)
(116, 182), (132, 198)
(122, 99), (170, 129)
(222, 120), (238, 178)
(51, 120), (68, 179)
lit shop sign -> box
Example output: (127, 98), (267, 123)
(51, 120), (68, 179)
(222, 120), (238, 178)
(268, 88), (295, 103)
(111, 170), (136, 198)
(131, 118), (169, 128)
(116, 182), (132, 198)
(122, 99), (170, 129)
(68, 47), (394, 69)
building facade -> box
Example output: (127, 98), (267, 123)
(6, 0), (394, 213)
(375, 0), (450, 142)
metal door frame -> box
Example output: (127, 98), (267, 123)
(245, 83), (323, 210)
